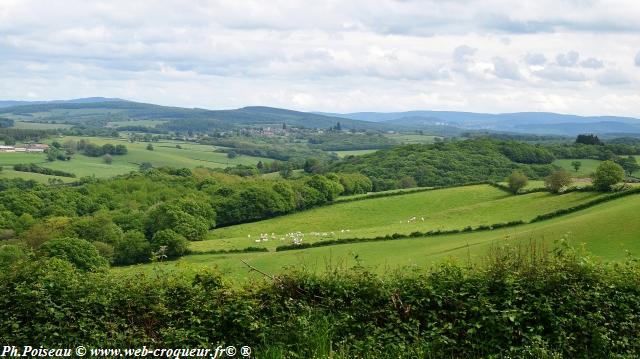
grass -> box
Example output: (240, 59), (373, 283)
(105, 120), (167, 128)
(34, 136), (271, 178)
(10, 121), (73, 130)
(191, 184), (607, 252)
(552, 158), (601, 177)
(0, 168), (76, 183)
(333, 149), (379, 157)
(384, 133), (440, 144)
(115, 192), (640, 281)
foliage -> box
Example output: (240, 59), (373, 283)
(0, 118), (14, 128)
(2, 247), (640, 357)
(544, 170), (573, 194)
(13, 163), (76, 178)
(330, 139), (555, 191)
(592, 160), (625, 192)
(150, 229), (188, 259)
(575, 134), (603, 145)
(571, 160), (582, 172)
(615, 156), (639, 176)
(507, 171), (529, 194)
(307, 132), (397, 151)
(38, 237), (108, 271)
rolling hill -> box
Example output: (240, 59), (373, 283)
(323, 110), (640, 136)
(0, 100), (394, 131)
(116, 185), (640, 280)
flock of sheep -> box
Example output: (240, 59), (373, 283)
(249, 229), (353, 245)
(246, 216), (427, 246)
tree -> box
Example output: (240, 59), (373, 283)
(227, 150), (237, 159)
(4, 137), (16, 146)
(616, 156), (639, 176)
(507, 171), (528, 194)
(114, 144), (128, 155)
(575, 134), (602, 145)
(139, 162), (153, 171)
(398, 176), (417, 189)
(150, 229), (188, 259)
(39, 237), (108, 271)
(113, 230), (152, 265)
(146, 143), (154, 151)
(571, 160), (582, 173)
(103, 154), (113, 165)
(592, 160), (624, 192)
(544, 169), (572, 194)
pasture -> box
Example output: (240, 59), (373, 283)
(117, 191), (640, 280)
(36, 136), (271, 178)
(552, 158), (601, 177)
(192, 184), (607, 252)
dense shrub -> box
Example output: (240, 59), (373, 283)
(13, 163), (76, 178)
(1, 246), (640, 357)
(38, 237), (108, 271)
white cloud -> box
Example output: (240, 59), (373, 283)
(0, 0), (639, 116)
(580, 57), (604, 69)
(556, 51), (580, 67)
(523, 53), (547, 65)
(491, 57), (523, 80)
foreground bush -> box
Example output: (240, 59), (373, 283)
(1, 244), (639, 358)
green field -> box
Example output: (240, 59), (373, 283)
(191, 185), (606, 252)
(0, 136), (269, 179)
(553, 158), (601, 177)
(333, 149), (379, 157)
(105, 119), (167, 128)
(116, 191), (640, 280)
(0, 168), (76, 183)
(10, 121), (73, 130)
(385, 133), (441, 144)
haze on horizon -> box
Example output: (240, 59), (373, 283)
(1, 0), (639, 117)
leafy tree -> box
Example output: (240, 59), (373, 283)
(101, 143), (115, 155)
(103, 154), (113, 165)
(71, 214), (124, 245)
(592, 160), (625, 192)
(507, 171), (529, 194)
(615, 156), (639, 176)
(146, 143), (154, 151)
(398, 176), (417, 189)
(114, 144), (128, 155)
(38, 237), (108, 271)
(113, 230), (151, 265)
(571, 160), (582, 172)
(0, 244), (28, 267)
(227, 150), (237, 159)
(92, 241), (114, 263)
(575, 134), (602, 145)
(145, 199), (213, 241)
(139, 162), (153, 170)
(4, 137), (16, 146)
(150, 229), (188, 259)
(544, 169), (572, 194)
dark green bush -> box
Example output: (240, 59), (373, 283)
(1, 246), (640, 357)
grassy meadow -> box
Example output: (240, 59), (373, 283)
(0, 136), (271, 180)
(192, 184), (607, 252)
(116, 191), (640, 281)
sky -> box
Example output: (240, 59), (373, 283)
(1, 0), (639, 116)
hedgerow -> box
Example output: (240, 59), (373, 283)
(1, 244), (639, 357)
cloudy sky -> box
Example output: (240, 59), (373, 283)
(1, 0), (639, 116)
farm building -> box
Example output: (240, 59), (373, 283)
(0, 146), (16, 152)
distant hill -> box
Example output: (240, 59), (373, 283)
(0, 97), (123, 108)
(3, 98), (639, 136)
(0, 100), (392, 131)
(321, 111), (640, 136)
